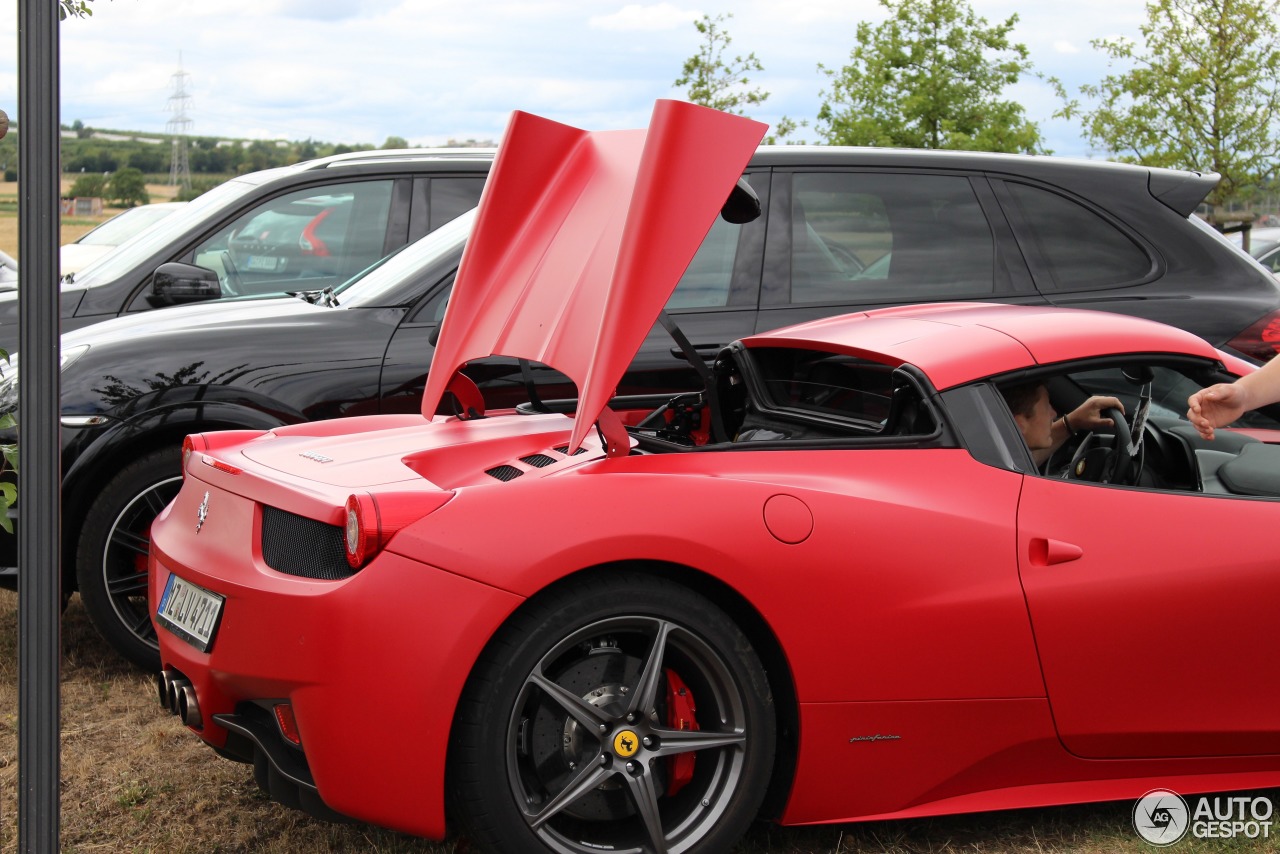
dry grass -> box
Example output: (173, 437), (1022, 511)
(0, 180), (180, 258)
(0, 590), (1275, 852)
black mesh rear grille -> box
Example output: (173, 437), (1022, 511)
(520, 454), (556, 468)
(486, 465), (524, 482)
(261, 506), (354, 580)
(553, 445), (588, 456)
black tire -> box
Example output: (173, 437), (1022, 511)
(450, 573), (776, 854)
(75, 445), (183, 670)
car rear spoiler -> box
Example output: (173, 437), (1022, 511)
(1148, 169), (1220, 217)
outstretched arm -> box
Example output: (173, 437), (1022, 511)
(1187, 359), (1280, 440)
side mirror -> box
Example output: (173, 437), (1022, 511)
(147, 262), (222, 307)
(720, 177), (761, 225)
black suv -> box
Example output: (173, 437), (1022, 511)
(0, 148), (493, 351)
(17, 146), (1280, 667)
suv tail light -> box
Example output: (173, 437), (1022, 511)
(1227, 311), (1280, 362)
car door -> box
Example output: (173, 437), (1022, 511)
(1017, 455), (1280, 759)
(755, 169), (1040, 335)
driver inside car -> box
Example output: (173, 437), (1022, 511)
(1000, 380), (1124, 466)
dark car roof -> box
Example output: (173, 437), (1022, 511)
(748, 146), (1217, 218)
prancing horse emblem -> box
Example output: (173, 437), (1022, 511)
(196, 491), (210, 533)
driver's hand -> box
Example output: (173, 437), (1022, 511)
(1068, 396), (1124, 431)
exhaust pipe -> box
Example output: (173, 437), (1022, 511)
(157, 671), (172, 707)
(178, 684), (202, 729)
(158, 670), (184, 712)
(159, 670), (191, 716)
(157, 668), (202, 728)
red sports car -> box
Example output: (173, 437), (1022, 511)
(150, 101), (1280, 854)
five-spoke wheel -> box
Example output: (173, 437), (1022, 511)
(451, 574), (775, 854)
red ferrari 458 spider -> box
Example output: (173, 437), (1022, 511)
(150, 101), (1280, 854)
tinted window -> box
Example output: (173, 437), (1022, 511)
(429, 178), (486, 230)
(667, 217), (741, 309)
(189, 180), (394, 297)
(1003, 182), (1151, 290)
(788, 172), (995, 303)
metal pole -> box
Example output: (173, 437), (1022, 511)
(17, 0), (62, 849)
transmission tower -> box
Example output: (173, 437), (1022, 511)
(166, 54), (193, 191)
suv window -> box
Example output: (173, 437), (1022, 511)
(189, 180), (394, 297)
(1001, 181), (1152, 291)
(430, 178), (486, 231)
(787, 172), (995, 303)
(667, 216), (741, 309)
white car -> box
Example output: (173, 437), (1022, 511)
(61, 202), (187, 276)
(0, 249), (17, 288)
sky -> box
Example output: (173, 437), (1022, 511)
(0, 0), (1153, 159)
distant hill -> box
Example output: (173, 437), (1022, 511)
(0, 122), (495, 183)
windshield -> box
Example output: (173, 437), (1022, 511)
(69, 177), (264, 288)
(76, 204), (184, 247)
(334, 208), (474, 307)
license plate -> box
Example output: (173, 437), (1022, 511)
(156, 574), (224, 652)
(245, 255), (280, 271)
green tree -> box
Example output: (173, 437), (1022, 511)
(128, 146), (164, 173)
(382, 135), (410, 149)
(674, 13), (801, 142)
(815, 0), (1045, 153)
(675, 13), (768, 115)
(59, 0), (101, 19)
(67, 172), (107, 198)
(106, 166), (149, 207)
(1059, 0), (1280, 209)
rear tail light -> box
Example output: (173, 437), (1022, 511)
(1227, 310), (1280, 362)
(344, 493), (381, 569)
(181, 435), (208, 479)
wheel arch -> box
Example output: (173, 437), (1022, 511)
(447, 557), (800, 824)
(61, 402), (292, 588)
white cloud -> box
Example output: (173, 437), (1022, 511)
(0, 0), (1160, 157)
(589, 3), (699, 31)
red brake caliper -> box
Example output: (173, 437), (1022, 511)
(664, 668), (698, 796)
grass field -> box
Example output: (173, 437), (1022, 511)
(3, 589), (1276, 852)
(0, 179), (181, 259)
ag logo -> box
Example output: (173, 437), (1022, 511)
(196, 491), (210, 534)
(1133, 788), (1189, 846)
(612, 730), (639, 758)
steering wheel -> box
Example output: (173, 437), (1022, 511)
(1064, 406), (1140, 484)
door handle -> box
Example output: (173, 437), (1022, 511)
(1028, 537), (1083, 566)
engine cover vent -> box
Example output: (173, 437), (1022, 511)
(486, 465), (524, 482)
(520, 454), (557, 468)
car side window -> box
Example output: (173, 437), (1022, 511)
(665, 170), (768, 311)
(187, 180), (394, 297)
(666, 217), (741, 309)
(787, 172), (995, 303)
(1000, 181), (1152, 291)
(429, 178), (486, 231)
